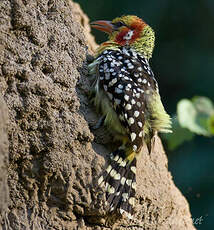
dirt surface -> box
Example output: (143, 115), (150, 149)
(0, 0), (196, 229)
(0, 96), (9, 224)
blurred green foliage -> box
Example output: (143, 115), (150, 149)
(76, 1), (214, 229)
(164, 96), (214, 150)
(178, 97), (214, 136)
(163, 116), (195, 150)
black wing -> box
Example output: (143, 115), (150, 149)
(98, 48), (157, 152)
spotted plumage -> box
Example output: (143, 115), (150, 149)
(97, 47), (157, 153)
(89, 15), (171, 219)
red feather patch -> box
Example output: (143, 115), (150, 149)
(115, 19), (146, 46)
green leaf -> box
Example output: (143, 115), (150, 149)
(192, 96), (214, 115)
(177, 97), (214, 136)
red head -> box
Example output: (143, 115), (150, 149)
(91, 15), (146, 46)
(91, 15), (155, 58)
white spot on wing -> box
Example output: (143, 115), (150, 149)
(110, 169), (117, 177)
(128, 63), (134, 69)
(142, 79), (147, 84)
(127, 83), (132, 88)
(107, 185), (115, 194)
(115, 88), (123, 94)
(134, 111), (140, 117)
(124, 95), (129, 101)
(131, 166), (136, 174)
(106, 165), (112, 173)
(125, 104), (132, 110)
(133, 145), (137, 151)
(126, 179), (132, 186)
(136, 93), (140, 98)
(108, 78), (117, 87)
(118, 84), (123, 89)
(98, 176), (104, 185)
(131, 133), (136, 141)
(120, 160), (126, 167)
(114, 173), (121, 180)
(128, 117), (134, 125)
(129, 197), (135, 206)
(138, 121), (143, 127)
(120, 209), (125, 214)
(116, 191), (120, 196)
(114, 155), (119, 161)
(137, 102), (141, 107)
(121, 177), (126, 185)
(122, 193), (129, 201)
(139, 131), (143, 137)
(132, 182), (136, 190)
(117, 157), (123, 164)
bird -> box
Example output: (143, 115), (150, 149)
(88, 15), (172, 219)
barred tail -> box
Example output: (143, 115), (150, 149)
(98, 149), (136, 218)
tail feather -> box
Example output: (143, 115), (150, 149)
(107, 161), (131, 207)
(98, 149), (136, 218)
(118, 163), (136, 215)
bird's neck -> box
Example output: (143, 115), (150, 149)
(95, 41), (120, 57)
(130, 26), (155, 59)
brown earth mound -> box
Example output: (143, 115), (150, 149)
(0, 0), (196, 229)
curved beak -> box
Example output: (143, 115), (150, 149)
(90, 20), (114, 34)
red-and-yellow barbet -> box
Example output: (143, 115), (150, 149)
(88, 15), (172, 219)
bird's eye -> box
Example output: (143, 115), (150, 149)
(112, 21), (126, 28)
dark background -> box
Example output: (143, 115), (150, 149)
(76, 1), (214, 229)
